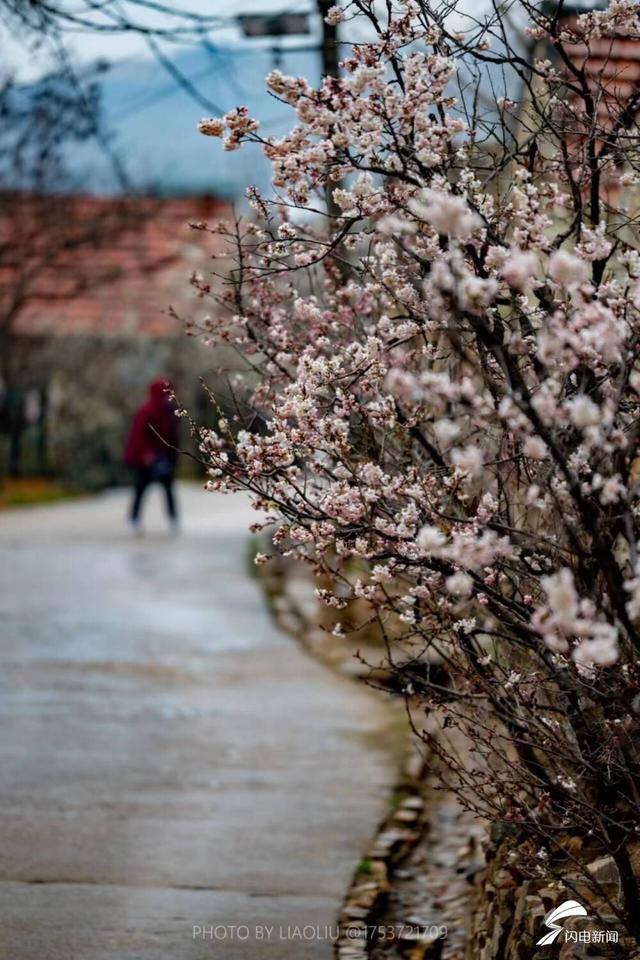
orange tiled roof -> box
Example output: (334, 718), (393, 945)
(559, 16), (640, 131)
(0, 194), (230, 338)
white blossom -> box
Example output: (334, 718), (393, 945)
(445, 572), (474, 596)
(549, 249), (589, 287)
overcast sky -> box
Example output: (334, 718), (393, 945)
(0, 0), (507, 197)
(2, 1), (319, 79)
(2, 0), (494, 80)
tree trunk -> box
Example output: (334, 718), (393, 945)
(612, 839), (640, 942)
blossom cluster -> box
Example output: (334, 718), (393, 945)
(192, 1), (640, 674)
(193, 0), (640, 912)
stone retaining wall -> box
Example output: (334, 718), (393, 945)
(466, 831), (639, 960)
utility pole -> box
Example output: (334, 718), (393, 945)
(317, 0), (339, 78)
(316, 1), (341, 217)
(237, 4), (341, 214)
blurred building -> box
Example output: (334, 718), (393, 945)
(0, 193), (230, 485)
(541, 0), (640, 185)
(519, 1), (640, 203)
(557, 0), (640, 131)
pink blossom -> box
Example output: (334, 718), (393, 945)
(548, 249), (589, 287)
(324, 5), (344, 25)
(572, 631), (619, 666)
(500, 250), (537, 290)
(523, 436), (547, 460)
(409, 189), (480, 241)
(445, 572), (474, 597)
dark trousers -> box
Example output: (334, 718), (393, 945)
(130, 467), (177, 522)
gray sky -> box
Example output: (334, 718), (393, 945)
(0, 0), (501, 197)
(2, 0), (491, 80)
(2, 1), (317, 79)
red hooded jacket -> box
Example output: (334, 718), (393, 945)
(124, 380), (179, 469)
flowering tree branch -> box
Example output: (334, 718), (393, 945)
(193, 0), (640, 942)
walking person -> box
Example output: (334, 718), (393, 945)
(124, 379), (179, 532)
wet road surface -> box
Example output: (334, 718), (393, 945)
(0, 484), (398, 959)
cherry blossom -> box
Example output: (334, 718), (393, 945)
(193, 0), (640, 934)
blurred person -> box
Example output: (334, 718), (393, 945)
(124, 379), (179, 532)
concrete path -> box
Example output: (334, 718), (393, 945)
(0, 484), (399, 959)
